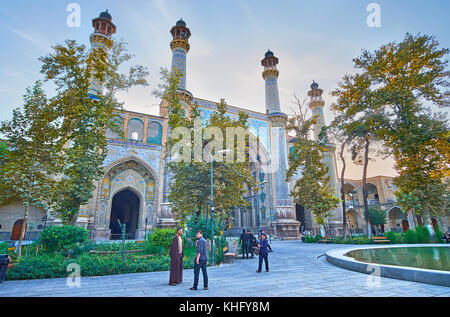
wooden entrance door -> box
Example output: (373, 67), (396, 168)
(401, 220), (409, 233)
(10, 219), (27, 240)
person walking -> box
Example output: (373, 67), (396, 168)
(247, 230), (257, 258)
(169, 227), (184, 286)
(239, 229), (250, 259)
(190, 230), (209, 290)
(256, 233), (269, 273)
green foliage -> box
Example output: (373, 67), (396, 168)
(303, 235), (322, 243)
(405, 229), (418, 244)
(368, 207), (387, 225)
(286, 114), (341, 224)
(151, 228), (176, 252)
(6, 253), (172, 280)
(0, 241), (8, 254)
(434, 223), (444, 243)
(38, 225), (88, 257)
(38, 39), (149, 225)
(404, 229), (418, 244)
(415, 225), (431, 243)
(214, 236), (228, 265)
(384, 231), (404, 244)
(142, 237), (162, 255)
(185, 214), (223, 242)
(154, 68), (256, 225)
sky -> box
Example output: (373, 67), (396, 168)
(0, 0), (449, 179)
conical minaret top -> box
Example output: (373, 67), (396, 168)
(261, 50), (281, 114)
(170, 18), (191, 90)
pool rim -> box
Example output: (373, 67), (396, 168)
(326, 244), (450, 287)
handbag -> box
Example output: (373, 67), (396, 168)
(253, 246), (260, 256)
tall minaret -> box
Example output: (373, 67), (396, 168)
(262, 50), (300, 239)
(170, 19), (191, 92)
(88, 10), (116, 100)
(262, 50), (281, 114)
(308, 81), (342, 226)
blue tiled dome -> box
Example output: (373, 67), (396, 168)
(265, 49), (274, 58)
(311, 81), (319, 90)
(99, 10), (112, 21)
(176, 18), (186, 27)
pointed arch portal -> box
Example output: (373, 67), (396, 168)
(109, 189), (140, 239)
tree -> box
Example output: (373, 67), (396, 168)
(331, 73), (385, 238)
(286, 104), (340, 237)
(350, 33), (450, 233)
(0, 82), (60, 257)
(328, 114), (359, 238)
(154, 68), (257, 226)
(39, 39), (148, 224)
(368, 207), (387, 235)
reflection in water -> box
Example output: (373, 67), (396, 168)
(346, 247), (450, 271)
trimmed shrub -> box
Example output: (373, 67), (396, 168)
(39, 225), (88, 257)
(435, 228), (444, 243)
(404, 229), (418, 244)
(142, 237), (162, 255)
(303, 235), (322, 243)
(415, 225), (431, 243)
(151, 228), (176, 252)
(6, 254), (67, 280)
(384, 231), (403, 244)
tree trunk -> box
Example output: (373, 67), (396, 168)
(320, 224), (326, 237)
(362, 137), (372, 238)
(339, 141), (347, 238)
(15, 204), (30, 258)
(422, 212), (435, 238)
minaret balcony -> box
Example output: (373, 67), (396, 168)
(170, 39), (190, 52)
(262, 68), (279, 80)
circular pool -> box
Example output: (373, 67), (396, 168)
(326, 244), (450, 287)
(346, 246), (450, 271)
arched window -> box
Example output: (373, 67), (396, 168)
(147, 121), (162, 145)
(127, 118), (144, 142)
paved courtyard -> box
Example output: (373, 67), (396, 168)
(0, 240), (449, 297)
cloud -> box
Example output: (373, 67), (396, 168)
(3, 25), (50, 51)
(153, 0), (175, 24)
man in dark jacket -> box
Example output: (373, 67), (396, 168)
(247, 230), (257, 258)
(190, 230), (208, 290)
(256, 233), (269, 273)
(169, 227), (184, 285)
(239, 229), (250, 259)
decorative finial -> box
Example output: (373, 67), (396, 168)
(311, 81), (319, 90)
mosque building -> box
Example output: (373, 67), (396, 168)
(0, 11), (354, 241)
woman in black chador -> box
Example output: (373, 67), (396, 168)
(169, 227), (184, 286)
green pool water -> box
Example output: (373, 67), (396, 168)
(345, 247), (450, 271)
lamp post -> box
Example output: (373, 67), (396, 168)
(144, 217), (148, 241)
(257, 181), (267, 236)
(210, 149), (231, 266)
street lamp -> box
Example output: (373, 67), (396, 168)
(210, 149), (231, 266)
(257, 181), (267, 236)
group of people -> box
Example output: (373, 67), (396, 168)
(239, 229), (273, 273)
(168, 227), (275, 290)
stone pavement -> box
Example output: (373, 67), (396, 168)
(0, 240), (449, 297)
